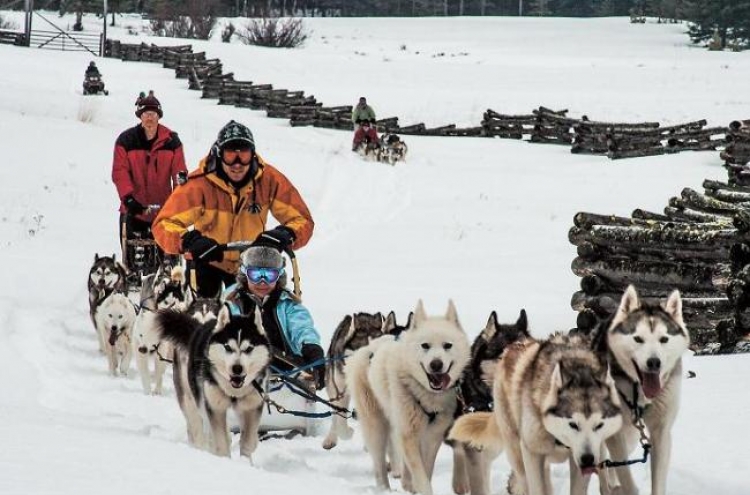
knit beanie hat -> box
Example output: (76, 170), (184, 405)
(236, 246), (287, 288)
(135, 96), (163, 118)
(217, 120), (255, 151)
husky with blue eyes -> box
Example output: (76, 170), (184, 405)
(155, 304), (270, 461)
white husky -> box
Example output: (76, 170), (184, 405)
(596, 286), (690, 495)
(347, 300), (470, 495)
(94, 292), (137, 377)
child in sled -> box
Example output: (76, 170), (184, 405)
(226, 244), (325, 390)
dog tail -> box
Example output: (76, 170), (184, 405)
(448, 412), (504, 451)
(155, 309), (201, 350)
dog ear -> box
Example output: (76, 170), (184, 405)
(480, 311), (499, 341)
(551, 362), (564, 390)
(406, 311), (414, 328)
(414, 300), (427, 326)
(215, 305), (231, 332)
(112, 253), (117, 262)
(517, 309), (528, 333)
(343, 314), (357, 342)
(445, 299), (461, 328)
(383, 311), (397, 334)
(663, 289), (685, 328)
(94, 253), (100, 262)
(610, 285), (640, 330)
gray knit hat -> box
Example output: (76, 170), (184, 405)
(237, 246), (286, 288)
(217, 120), (255, 151)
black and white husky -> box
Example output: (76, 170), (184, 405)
(155, 305), (270, 461)
(87, 254), (127, 352)
(449, 309), (530, 495)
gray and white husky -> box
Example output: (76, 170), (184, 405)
(88, 254), (127, 352)
(593, 285), (690, 495)
(155, 305), (270, 461)
(347, 300), (470, 495)
(94, 292), (137, 377)
(451, 332), (623, 495)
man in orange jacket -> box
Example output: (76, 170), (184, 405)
(112, 96), (187, 270)
(152, 120), (314, 297)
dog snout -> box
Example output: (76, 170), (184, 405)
(429, 359), (443, 373)
(579, 453), (595, 469)
(138, 346), (148, 354)
(231, 364), (244, 375)
(646, 357), (661, 372)
(110, 325), (118, 332)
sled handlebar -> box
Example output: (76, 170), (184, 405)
(195, 241), (301, 299)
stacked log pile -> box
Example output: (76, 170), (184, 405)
(481, 109), (535, 139)
(199, 73), (234, 98)
(105, 40), (192, 62)
(531, 107), (575, 145)
(570, 178), (750, 354)
(572, 118), (726, 160)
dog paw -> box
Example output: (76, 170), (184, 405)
(452, 479), (470, 495)
(322, 436), (338, 450)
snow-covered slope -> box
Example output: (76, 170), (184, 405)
(0, 13), (747, 495)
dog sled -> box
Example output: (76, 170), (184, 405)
(218, 241), (350, 438)
(120, 206), (175, 291)
(354, 132), (408, 166)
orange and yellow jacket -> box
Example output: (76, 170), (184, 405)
(152, 154), (314, 275)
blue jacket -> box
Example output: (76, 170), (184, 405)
(226, 286), (321, 357)
(274, 290), (321, 355)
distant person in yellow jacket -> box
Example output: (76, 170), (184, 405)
(152, 120), (315, 297)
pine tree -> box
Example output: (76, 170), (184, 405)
(683, 0), (750, 49)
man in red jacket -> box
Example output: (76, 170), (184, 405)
(112, 96), (187, 271)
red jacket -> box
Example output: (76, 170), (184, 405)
(112, 124), (187, 222)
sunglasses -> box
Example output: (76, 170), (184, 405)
(243, 265), (284, 285)
(222, 148), (253, 166)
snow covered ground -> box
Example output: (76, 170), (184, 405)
(0, 12), (748, 495)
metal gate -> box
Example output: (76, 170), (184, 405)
(29, 11), (103, 56)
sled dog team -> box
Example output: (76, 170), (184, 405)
(328, 286), (689, 495)
(88, 253), (689, 495)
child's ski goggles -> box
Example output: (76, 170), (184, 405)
(242, 265), (284, 285)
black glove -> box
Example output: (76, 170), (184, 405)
(252, 226), (295, 252)
(124, 195), (146, 216)
(181, 230), (223, 262)
(301, 343), (325, 390)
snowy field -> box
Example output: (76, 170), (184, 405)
(0, 12), (749, 495)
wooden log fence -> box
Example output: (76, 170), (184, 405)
(102, 39), (740, 170)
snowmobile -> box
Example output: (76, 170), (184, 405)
(83, 75), (108, 95)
